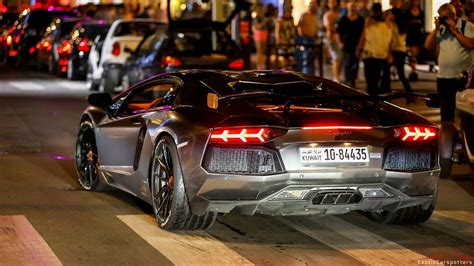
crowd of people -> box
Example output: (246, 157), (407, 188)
(252, 0), (474, 114)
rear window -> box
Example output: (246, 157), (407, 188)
(59, 21), (77, 37)
(27, 11), (73, 30)
(231, 82), (318, 97)
(82, 24), (109, 39)
(113, 22), (160, 37)
(170, 29), (236, 57)
(1, 13), (17, 26)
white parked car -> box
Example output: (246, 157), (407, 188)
(86, 19), (163, 93)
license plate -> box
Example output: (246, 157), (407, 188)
(300, 147), (369, 163)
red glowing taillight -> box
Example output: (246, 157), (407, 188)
(228, 58), (244, 69)
(162, 56), (182, 67)
(397, 126), (437, 142)
(209, 127), (286, 144)
(58, 40), (71, 55)
(14, 36), (20, 44)
(111, 42), (120, 56)
(28, 46), (35, 54)
(78, 38), (90, 53)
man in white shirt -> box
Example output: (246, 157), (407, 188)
(425, 3), (474, 122)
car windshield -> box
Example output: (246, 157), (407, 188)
(113, 22), (160, 37)
(169, 29), (235, 57)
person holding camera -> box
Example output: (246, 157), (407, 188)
(425, 3), (474, 122)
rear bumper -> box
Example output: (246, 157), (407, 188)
(189, 169), (439, 216)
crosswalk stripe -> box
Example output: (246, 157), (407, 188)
(56, 81), (87, 91)
(280, 216), (429, 265)
(426, 211), (474, 244)
(8, 81), (45, 91)
(0, 215), (62, 265)
(118, 215), (254, 266)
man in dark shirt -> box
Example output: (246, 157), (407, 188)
(337, 0), (365, 87)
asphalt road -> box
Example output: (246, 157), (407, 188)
(0, 67), (472, 265)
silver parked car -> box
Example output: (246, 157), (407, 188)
(75, 70), (440, 230)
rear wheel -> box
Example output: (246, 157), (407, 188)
(439, 158), (453, 179)
(67, 60), (80, 80)
(150, 136), (216, 230)
(367, 202), (435, 225)
(86, 63), (98, 91)
(75, 120), (107, 191)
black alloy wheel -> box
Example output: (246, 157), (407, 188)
(75, 120), (106, 191)
(151, 139), (175, 225)
(150, 136), (217, 230)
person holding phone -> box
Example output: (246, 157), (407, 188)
(425, 3), (474, 123)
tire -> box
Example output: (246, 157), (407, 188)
(67, 60), (80, 80)
(86, 63), (98, 91)
(439, 158), (453, 179)
(150, 136), (216, 230)
(75, 120), (107, 192)
(367, 202), (435, 225)
(100, 76), (116, 95)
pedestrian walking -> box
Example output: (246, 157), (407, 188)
(356, 3), (393, 96)
(275, 4), (297, 69)
(425, 3), (474, 122)
(337, 0), (364, 88)
(265, 4), (278, 68)
(296, 0), (319, 75)
(404, 0), (424, 81)
(323, 0), (342, 82)
(386, 0), (413, 96)
(253, 4), (268, 70)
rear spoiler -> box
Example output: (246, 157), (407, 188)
(218, 91), (441, 126)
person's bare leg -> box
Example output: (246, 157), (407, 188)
(333, 59), (342, 82)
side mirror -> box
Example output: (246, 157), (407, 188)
(87, 93), (112, 109)
(426, 93), (441, 108)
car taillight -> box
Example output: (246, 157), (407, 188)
(162, 56), (182, 67)
(111, 42), (120, 56)
(59, 40), (71, 55)
(28, 47), (35, 54)
(395, 126), (437, 142)
(78, 38), (90, 53)
(14, 36), (20, 43)
(228, 58), (244, 69)
(209, 127), (286, 144)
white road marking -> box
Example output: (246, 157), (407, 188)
(0, 215), (62, 265)
(280, 216), (429, 265)
(56, 81), (87, 91)
(8, 81), (45, 91)
(118, 215), (254, 266)
(427, 211), (474, 244)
